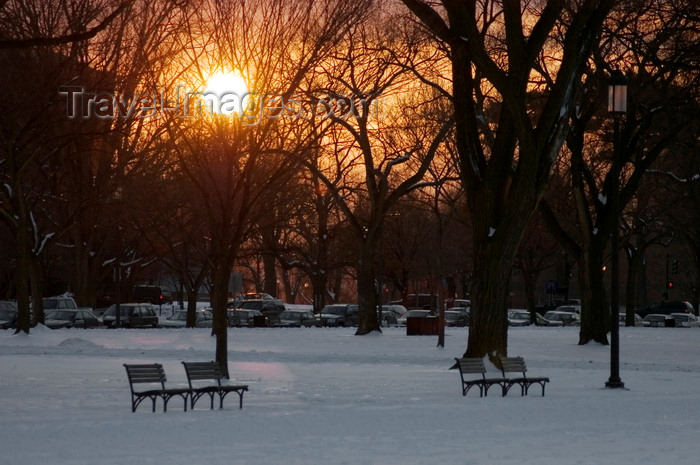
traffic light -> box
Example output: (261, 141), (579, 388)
(666, 281), (675, 289)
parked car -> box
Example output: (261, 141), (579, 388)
(555, 305), (581, 315)
(669, 313), (700, 328)
(42, 296), (78, 310)
(231, 299), (285, 325)
(398, 294), (438, 310)
(92, 307), (109, 317)
(452, 299), (471, 309)
(507, 309), (532, 326)
(378, 304), (407, 326)
(542, 310), (579, 326)
(160, 310), (213, 328)
(43, 309), (102, 329)
(619, 313), (644, 326)
(396, 309), (431, 326)
(635, 301), (694, 318)
(102, 303), (159, 328)
(132, 285), (170, 305)
(227, 309), (266, 327)
(228, 293), (281, 308)
(642, 314), (669, 327)
(319, 304), (359, 327)
(0, 301), (18, 329)
(276, 310), (320, 327)
(444, 309), (469, 327)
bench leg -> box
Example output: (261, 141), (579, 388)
(190, 391), (215, 410)
(216, 389), (246, 408)
(484, 382), (504, 397)
(218, 390), (230, 409)
(529, 382), (546, 396)
(502, 382), (524, 397)
(162, 393), (189, 412)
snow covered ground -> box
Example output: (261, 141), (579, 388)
(1, 323), (698, 465)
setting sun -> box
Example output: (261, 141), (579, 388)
(202, 71), (249, 115)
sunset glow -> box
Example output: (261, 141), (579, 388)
(202, 71), (249, 115)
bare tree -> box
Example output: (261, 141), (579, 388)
(541, 0), (700, 344)
(0, 0), (128, 332)
(0, 0), (127, 50)
(306, 12), (453, 334)
(400, 0), (615, 357)
(166, 0), (374, 372)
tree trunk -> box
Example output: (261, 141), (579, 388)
(73, 250), (96, 308)
(356, 246), (380, 335)
(262, 250), (277, 297)
(210, 262), (230, 378)
(521, 269), (539, 325)
(465, 237), (517, 358)
(14, 217), (32, 334)
(310, 273), (327, 314)
(624, 247), (645, 326)
(29, 258), (44, 326)
(577, 245), (609, 345)
(186, 287), (199, 327)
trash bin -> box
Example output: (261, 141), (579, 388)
(253, 315), (268, 327)
(406, 316), (439, 335)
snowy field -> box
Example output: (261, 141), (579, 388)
(1, 323), (699, 465)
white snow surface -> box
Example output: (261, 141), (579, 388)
(1, 324), (699, 465)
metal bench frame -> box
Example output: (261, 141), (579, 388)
(181, 361), (249, 409)
(123, 363), (190, 412)
(498, 356), (550, 396)
(454, 357), (507, 397)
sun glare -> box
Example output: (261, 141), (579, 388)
(203, 71), (249, 115)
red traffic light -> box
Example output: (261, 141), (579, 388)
(666, 281), (674, 289)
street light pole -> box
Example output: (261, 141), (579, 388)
(606, 70), (627, 389)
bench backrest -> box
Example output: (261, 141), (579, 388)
(124, 364), (167, 390)
(182, 361), (225, 387)
(498, 356), (527, 377)
(455, 357), (487, 378)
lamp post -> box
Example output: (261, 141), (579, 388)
(605, 70), (627, 389)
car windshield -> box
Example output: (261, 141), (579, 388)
(169, 312), (187, 321)
(103, 305), (133, 317)
(45, 310), (75, 321)
(509, 311), (529, 319)
(239, 301), (263, 310)
(0, 309), (16, 320)
(42, 299), (59, 309)
(444, 312), (463, 321)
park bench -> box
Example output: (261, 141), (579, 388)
(181, 361), (249, 409)
(123, 363), (191, 412)
(498, 356), (550, 396)
(454, 357), (507, 397)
